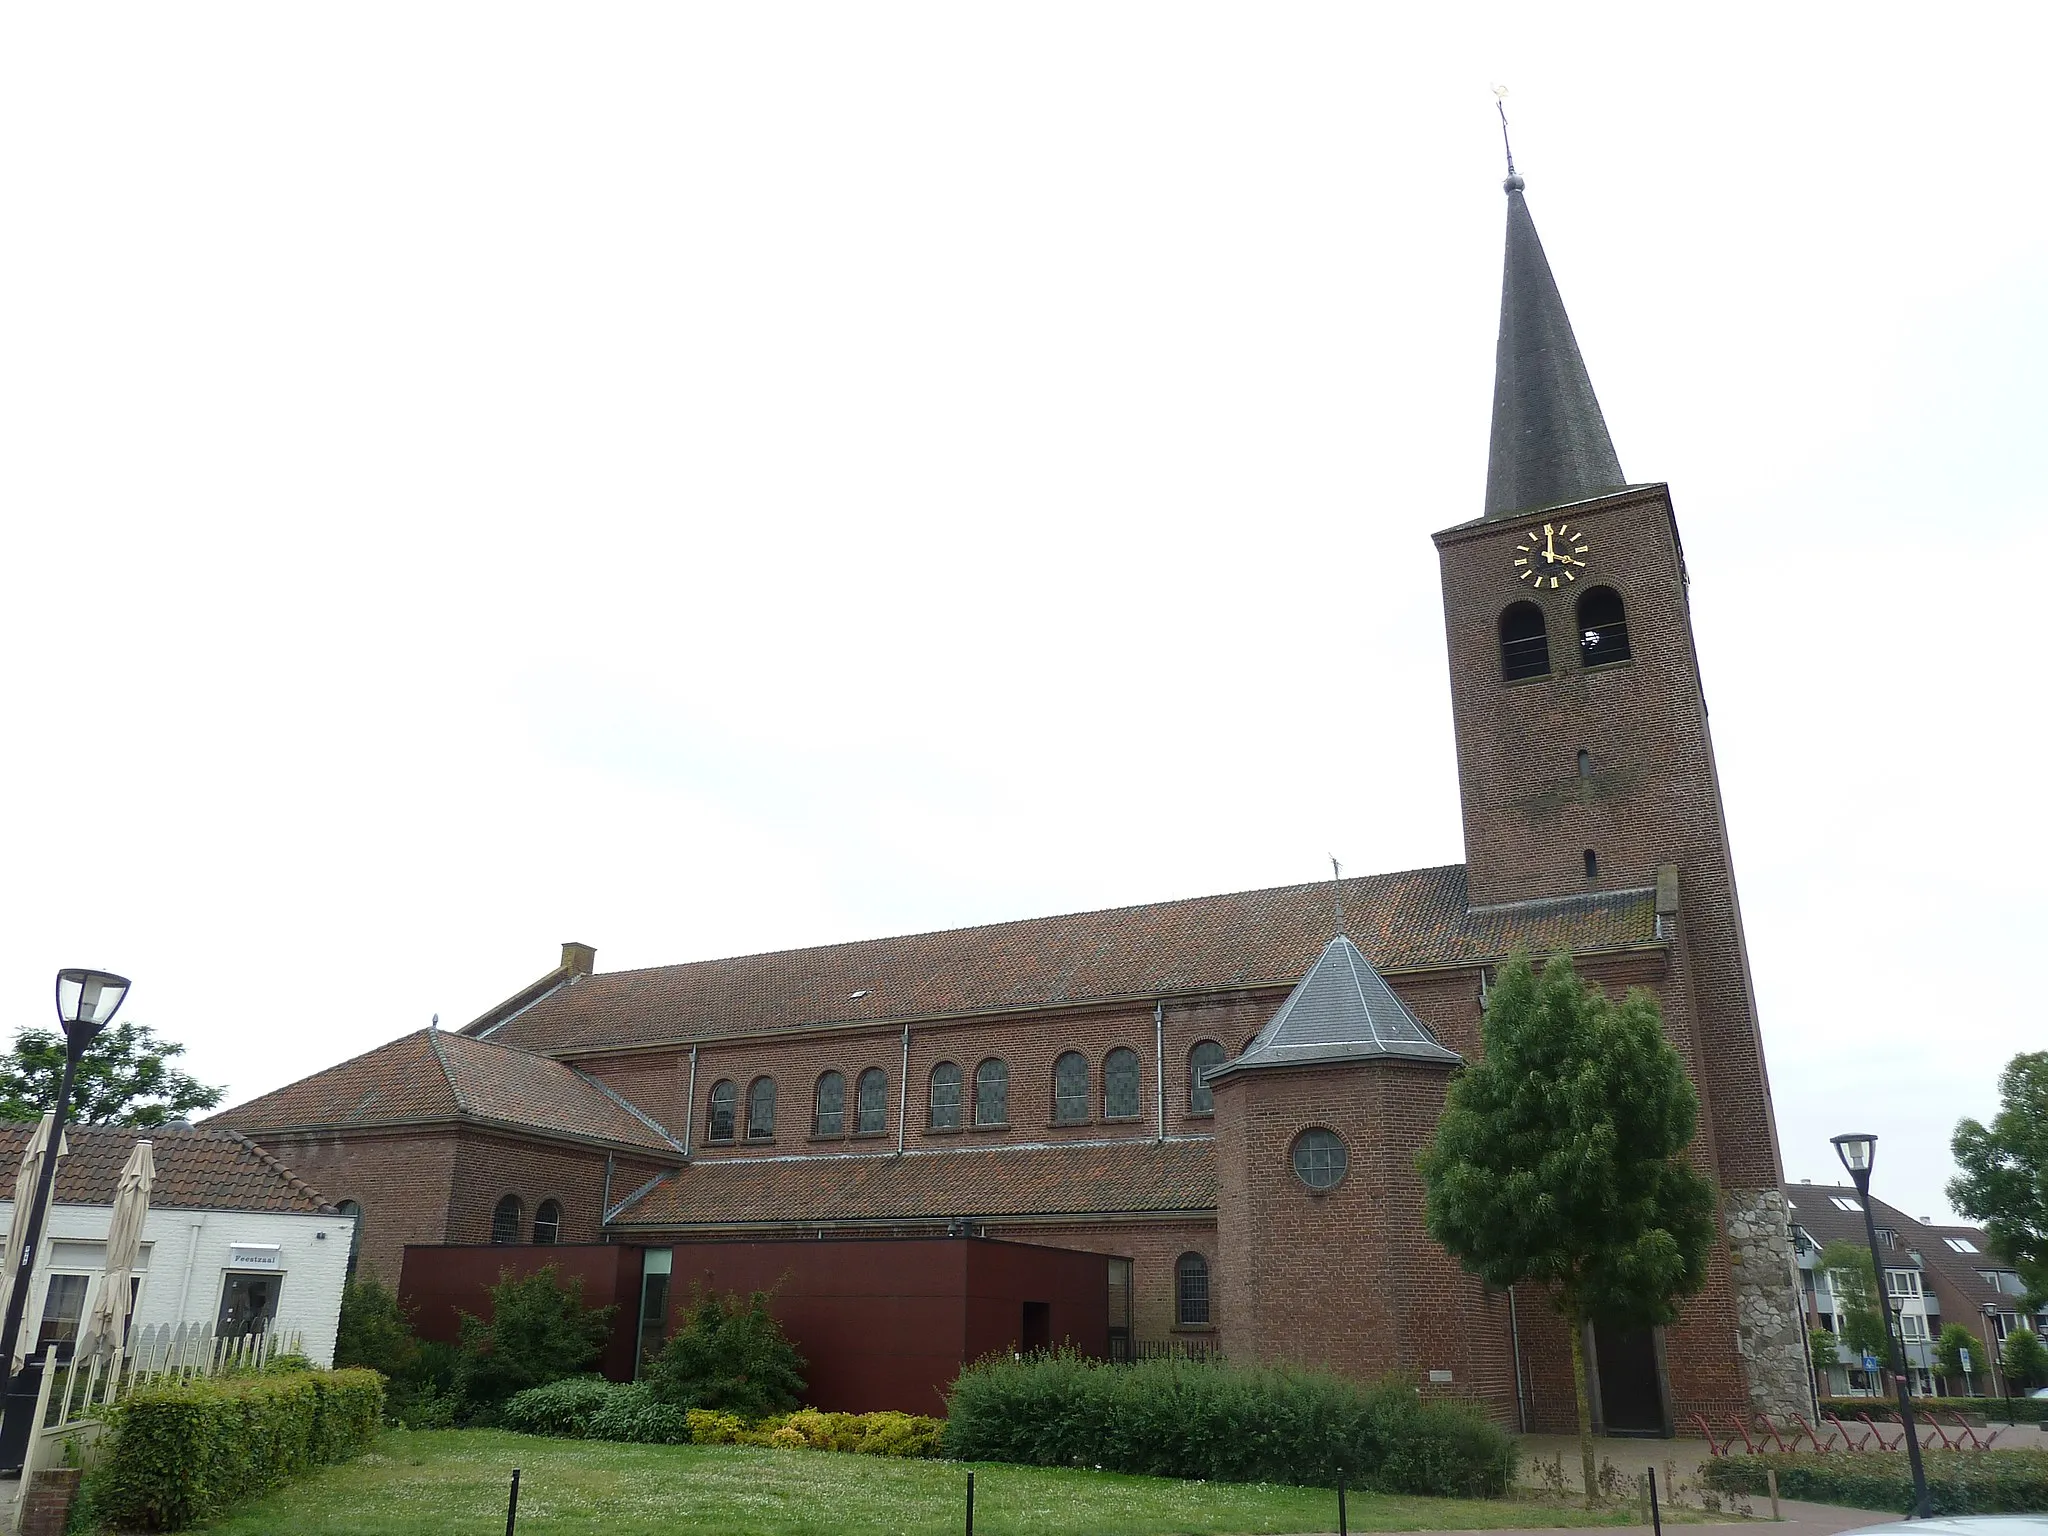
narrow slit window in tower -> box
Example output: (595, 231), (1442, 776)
(1577, 749), (1591, 779)
(1584, 848), (1598, 880)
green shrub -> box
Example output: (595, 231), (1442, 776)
(944, 1351), (1514, 1496)
(1820, 1396), (2048, 1425)
(501, 1376), (614, 1437)
(333, 1276), (419, 1380)
(388, 1381), (461, 1430)
(587, 1381), (696, 1445)
(644, 1285), (806, 1419)
(84, 1368), (384, 1531)
(454, 1265), (617, 1410)
(1702, 1449), (2048, 1515)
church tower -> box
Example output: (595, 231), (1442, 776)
(1431, 168), (1809, 1419)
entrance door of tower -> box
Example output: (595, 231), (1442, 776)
(1593, 1322), (1667, 1436)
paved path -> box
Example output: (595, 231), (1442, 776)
(1281, 1495), (1901, 1536)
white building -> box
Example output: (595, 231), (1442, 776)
(0, 1125), (353, 1367)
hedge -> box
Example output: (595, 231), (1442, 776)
(943, 1352), (1514, 1496)
(1819, 1395), (2048, 1426)
(1702, 1450), (2048, 1515)
(499, 1378), (944, 1457)
(83, 1368), (385, 1532)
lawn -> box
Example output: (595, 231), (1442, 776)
(193, 1430), (1692, 1536)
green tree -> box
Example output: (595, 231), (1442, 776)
(1816, 1241), (1890, 1368)
(453, 1265), (616, 1409)
(0, 1021), (224, 1127)
(333, 1277), (420, 1379)
(1949, 1052), (2048, 1310)
(1418, 952), (1715, 1505)
(2004, 1326), (2048, 1392)
(1808, 1326), (1844, 1390)
(1933, 1322), (1981, 1393)
(644, 1285), (807, 1419)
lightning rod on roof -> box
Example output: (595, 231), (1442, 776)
(1493, 86), (1524, 191)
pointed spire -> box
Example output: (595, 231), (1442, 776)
(1483, 173), (1625, 520)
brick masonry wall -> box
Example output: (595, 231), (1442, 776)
(1432, 487), (1781, 1191)
(257, 1128), (460, 1284)
(978, 1218), (1218, 1348)
(580, 989), (1289, 1159)
(1214, 1059), (1515, 1420)
(19, 1468), (79, 1536)
(445, 1132), (670, 1248)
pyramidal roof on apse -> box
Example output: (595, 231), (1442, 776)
(1212, 933), (1462, 1078)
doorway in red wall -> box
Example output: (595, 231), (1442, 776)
(1021, 1301), (1051, 1353)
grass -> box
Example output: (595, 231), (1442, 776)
(188, 1429), (1701, 1535)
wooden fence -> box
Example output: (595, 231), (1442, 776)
(13, 1323), (304, 1531)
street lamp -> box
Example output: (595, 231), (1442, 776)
(1832, 1133), (1929, 1520)
(0, 970), (129, 1473)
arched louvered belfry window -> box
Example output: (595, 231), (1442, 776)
(1187, 1040), (1226, 1115)
(1052, 1052), (1090, 1124)
(1103, 1048), (1142, 1120)
(1175, 1252), (1211, 1326)
(974, 1058), (1009, 1127)
(490, 1194), (523, 1245)
(532, 1198), (562, 1245)
(929, 1061), (963, 1129)
(1577, 585), (1632, 665)
(707, 1080), (737, 1143)
(747, 1077), (777, 1140)
(855, 1068), (888, 1134)
(814, 1071), (846, 1137)
(1500, 601), (1551, 681)
(336, 1200), (362, 1278)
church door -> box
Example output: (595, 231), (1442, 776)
(1593, 1321), (1667, 1436)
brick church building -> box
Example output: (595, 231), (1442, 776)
(213, 168), (1808, 1434)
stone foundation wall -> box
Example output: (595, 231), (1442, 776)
(1725, 1185), (1810, 1420)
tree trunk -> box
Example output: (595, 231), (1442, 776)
(1568, 1317), (1597, 1508)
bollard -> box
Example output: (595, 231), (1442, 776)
(1767, 1466), (1780, 1521)
(1647, 1466), (1662, 1536)
(965, 1468), (975, 1536)
(1338, 1471), (1348, 1536)
(506, 1468), (521, 1536)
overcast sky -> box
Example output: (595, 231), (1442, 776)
(4, 5), (2041, 1227)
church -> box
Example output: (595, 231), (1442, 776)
(212, 165), (1808, 1436)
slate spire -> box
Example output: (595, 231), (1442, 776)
(1482, 171), (1625, 520)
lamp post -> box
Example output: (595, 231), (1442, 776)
(1832, 1133), (1929, 1520)
(0, 969), (128, 1473)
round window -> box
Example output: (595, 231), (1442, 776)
(1291, 1128), (1348, 1191)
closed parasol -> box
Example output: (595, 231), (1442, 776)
(79, 1139), (154, 1361)
(0, 1113), (70, 1374)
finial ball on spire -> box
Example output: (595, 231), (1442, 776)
(1503, 173), (1525, 193)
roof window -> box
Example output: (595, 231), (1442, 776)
(1829, 1196), (1862, 1212)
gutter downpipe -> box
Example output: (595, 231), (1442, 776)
(1508, 1285), (1528, 1432)
(176, 1213), (207, 1323)
(1154, 1002), (1165, 1142)
(602, 1155), (615, 1229)
(683, 1046), (698, 1157)
(897, 1025), (911, 1155)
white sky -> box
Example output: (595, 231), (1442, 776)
(4, 5), (2041, 1229)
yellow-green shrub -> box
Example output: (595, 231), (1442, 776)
(685, 1408), (745, 1445)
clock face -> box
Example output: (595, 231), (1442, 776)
(1513, 520), (1591, 590)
